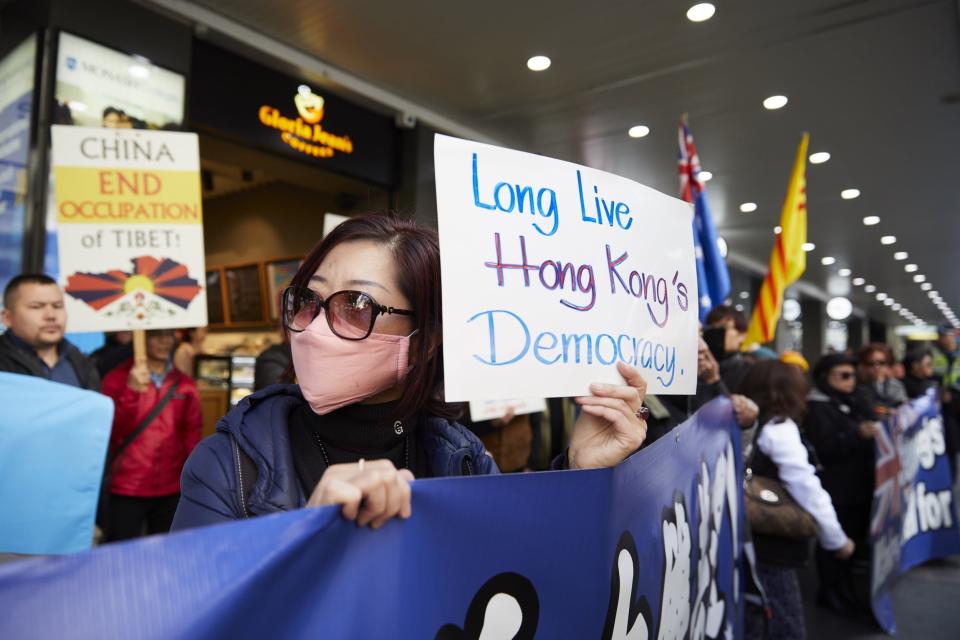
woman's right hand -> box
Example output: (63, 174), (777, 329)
(307, 459), (413, 529)
(834, 537), (856, 559)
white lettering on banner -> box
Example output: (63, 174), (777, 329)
(438, 441), (740, 639)
(903, 482), (954, 542)
(436, 134), (698, 401)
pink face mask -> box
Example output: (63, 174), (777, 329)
(290, 313), (415, 415)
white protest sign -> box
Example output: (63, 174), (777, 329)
(468, 397), (548, 422)
(435, 134), (698, 400)
(51, 126), (206, 331)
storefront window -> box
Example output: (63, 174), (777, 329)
(0, 35), (36, 299)
(44, 31), (185, 277)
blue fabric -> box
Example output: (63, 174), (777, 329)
(0, 398), (746, 639)
(870, 391), (960, 633)
(171, 384), (499, 530)
(693, 189), (731, 320)
(0, 372), (113, 554)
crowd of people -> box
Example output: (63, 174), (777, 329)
(1, 212), (957, 639)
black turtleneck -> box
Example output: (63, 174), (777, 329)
(288, 400), (425, 496)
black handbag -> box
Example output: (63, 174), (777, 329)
(96, 383), (179, 525)
(744, 425), (817, 539)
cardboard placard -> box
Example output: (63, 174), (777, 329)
(435, 134), (697, 400)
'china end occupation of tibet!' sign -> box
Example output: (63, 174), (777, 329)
(51, 125), (206, 332)
(436, 134), (698, 400)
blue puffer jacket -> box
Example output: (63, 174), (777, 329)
(171, 385), (498, 531)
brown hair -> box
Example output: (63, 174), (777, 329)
(737, 360), (809, 424)
(858, 342), (893, 365)
(705, 304), (748, 332)
(287, 212), (457, 420)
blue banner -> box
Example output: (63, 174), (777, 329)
(870, 391), (960, 634)
(0, 398), (745, 639)
(0, 373), (113, 555)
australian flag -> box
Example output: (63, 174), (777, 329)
(678, 119), (730, 321)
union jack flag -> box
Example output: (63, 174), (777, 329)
(677, 118), (729, 320)
(871, 419), (903, 536)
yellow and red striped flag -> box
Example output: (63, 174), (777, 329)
(744, 134), (809, 347)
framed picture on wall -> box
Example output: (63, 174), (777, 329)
(266, 257), (302, 320)
(206, 269), (225, 325)
(224, 263), (266, 324)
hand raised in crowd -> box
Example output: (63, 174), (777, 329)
(835, 537), (856, 560)
(570, 361), (648, 469)
(857, 421), (880, 440)
(697, 337), (721, 384)
(730, 394), (759, 428)
(307, 459), (413, 529)
(126, 362), (151, 392)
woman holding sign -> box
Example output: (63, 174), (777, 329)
(172, 213), (649, 530)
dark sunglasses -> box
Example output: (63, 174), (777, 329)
(282, 286), (414, 341)
(833, 371), (856, 380)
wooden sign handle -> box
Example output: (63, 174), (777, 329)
(133, 330), (147, 365)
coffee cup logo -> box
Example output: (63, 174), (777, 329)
(295, 85), (324, 124)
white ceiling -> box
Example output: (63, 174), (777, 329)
(171, 0), (960, 327)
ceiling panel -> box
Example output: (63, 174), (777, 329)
(190, 0), (960, 328)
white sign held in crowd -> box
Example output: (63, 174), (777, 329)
(468, 397), (548, 422)
(51, 126), (207, 332)
(435, 134), (698, 400)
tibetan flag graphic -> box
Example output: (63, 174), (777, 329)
(65, 256), (201, 313)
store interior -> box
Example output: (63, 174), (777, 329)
(192, 134), (391, 425)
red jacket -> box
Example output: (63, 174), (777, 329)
(102, 359), (203, 497)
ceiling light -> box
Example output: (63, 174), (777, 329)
(876, 293), (887, 301)
(686, 3), (716, 22)
(852, 277), (865, 286)
(783, 299), (802, 322)
(763, 95), (788, 110)
(628, 125), (650, 138)
(892, 303), (902, 310)
(921, 283), (933, 291)
(929, 291), (940, 298)
(774, 226), (782, 234)
(699, 171), (713, 182)
(864, 285), (877, 293)
(821, 256), (835, 265)
(526, 55), (551, 71)
(841, 188), (861, 200)
(809, 152), (831, 164)
(734, 304), (744, 312)
(838, 268), (852, 277)
(894, 252), (908, 260)
(862, 216), (880, 226)
(739, 291), (750, 299)
(802, 242), (815, 252)
(740, 202), (758, 213)
(904, 264), (918, 272)
(826, 297), (853, 320)
(880, 235), (896, 245)
(884, 299), (894, 306)
(913, 274), (926, 283)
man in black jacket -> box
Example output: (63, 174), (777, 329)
(0, 274), (99, 391)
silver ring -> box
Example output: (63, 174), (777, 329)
(635, 406), (650, 421)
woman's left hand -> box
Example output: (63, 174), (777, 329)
(569, 361), (648, 469)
